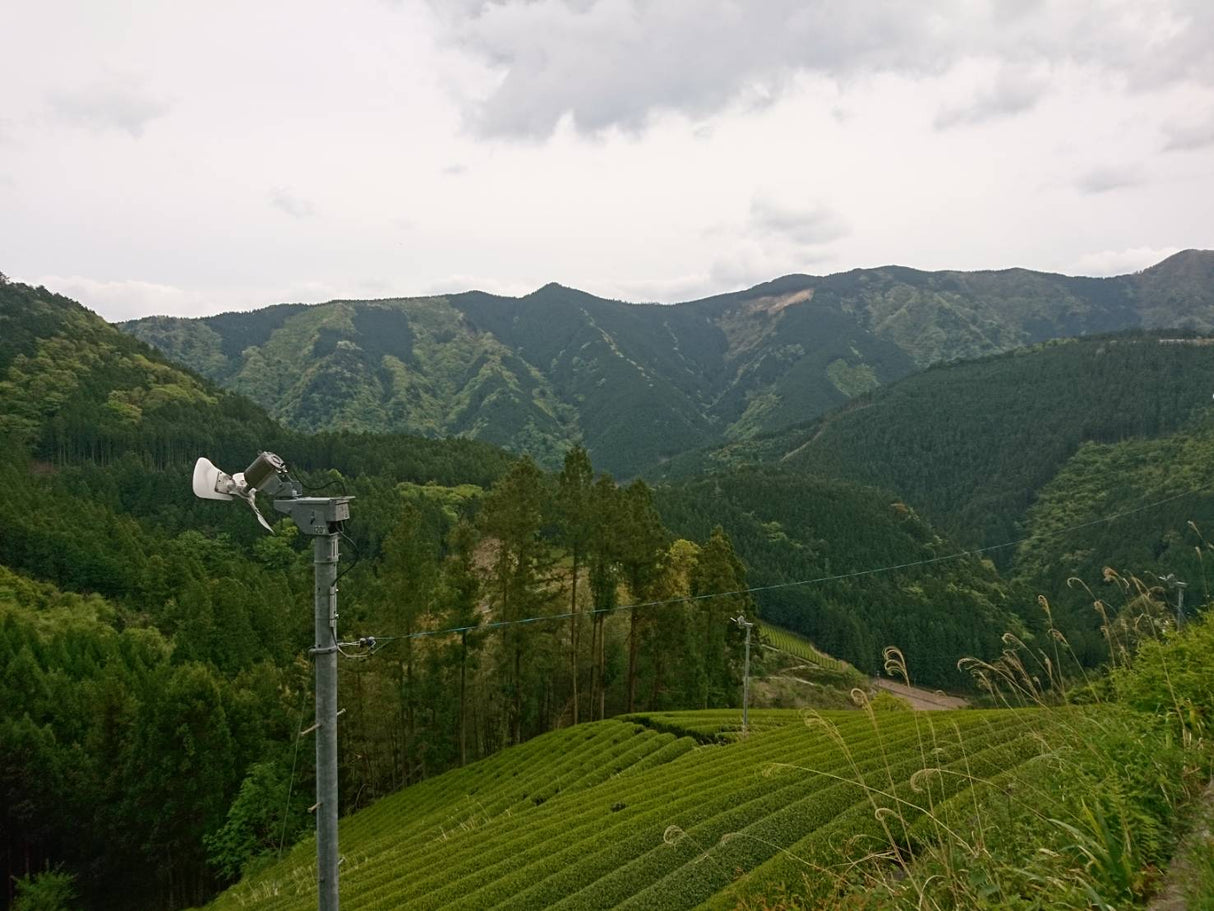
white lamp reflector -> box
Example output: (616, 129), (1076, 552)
(193, 457), (235, 501)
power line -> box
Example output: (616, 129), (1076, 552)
(358, 480), (1212, 651)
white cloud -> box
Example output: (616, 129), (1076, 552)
(1074, 163), (1146, 195)
(748, 193), (850, 247)
(934, 64), (1049, 129)
(25, 274), (352, 323)
(430, 0), (1214, 139)
(1, 1), (1211, 322)
(1162, 112), (1214, 151)
(269, 187), (317, 218)
(46, 73), (170, 137)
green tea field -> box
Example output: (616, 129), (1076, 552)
(202, 706), (1104, 910)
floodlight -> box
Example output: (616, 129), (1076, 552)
(193, 457), (237, 500)
(243, 451), (289, 496)
(191, 451), (297, 531)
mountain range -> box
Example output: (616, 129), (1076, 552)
(121, 250), (1214, 477)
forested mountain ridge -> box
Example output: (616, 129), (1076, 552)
(652, 329), (1214, 662)
(656, 331), (1214, 548)
(121, 250), (1214, 477)
(653, 467), (1024, 683)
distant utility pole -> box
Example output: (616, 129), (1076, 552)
(734, 615), (754, 736)
(1162, 573), (1187, 628)
(275, 496), (354, 911)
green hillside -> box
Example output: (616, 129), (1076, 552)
(121, 251), (1214, 477)
(654, 468), (1022, 689)
(1011, 423), (1214, 663)
(200, 645), (1212, 911)
(657, 332), (1214, 554)
(196, 710), (1065, 909)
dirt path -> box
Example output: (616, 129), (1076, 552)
(872, 678), (969, 711)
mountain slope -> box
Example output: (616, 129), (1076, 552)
(657, 332), (1214, 557)
(654, 468), (1021, 688)
(1012, 423), (1214, 662)
(122, 251), (1214, 477)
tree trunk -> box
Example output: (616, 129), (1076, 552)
(589, 612), (599, 719)
(569, 551), (579, 725)
(406, 635), (416, 784)
(513, 636), (522, 744)
(459, 632), (468, 767)
(627, 606), (639, 713)
(597, 616), (606, 720)
(650, 652), (663, 709)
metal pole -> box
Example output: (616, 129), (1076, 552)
(313, 532), (340, 911)
(1163, 574), (1187, 630)
(742, 621), (751, 737)
(734, 614), (754, 737)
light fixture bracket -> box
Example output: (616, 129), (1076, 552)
(273, 496), (354, 536)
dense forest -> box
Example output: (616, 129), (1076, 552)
(654, 468), (1024, 685)
(657, 332), (1214, 548)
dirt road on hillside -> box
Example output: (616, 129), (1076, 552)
(872, 678), (969, 711)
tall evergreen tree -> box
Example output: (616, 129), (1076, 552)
(437, 520), (482, 766)
(555, 445), (594, 724)
(587, 473), (622, 720)
(690, 526), (753, 709)
(479, 457), (549, 744)
(378, 502), (440, 785)
(618, 480), (668, 713)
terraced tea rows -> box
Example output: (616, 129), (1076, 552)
(759, 622), (849, 672)
(203, 708), (1082, 910)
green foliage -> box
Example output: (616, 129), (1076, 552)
(661, 333), (1214, 554)
(655, 468), (1022, 688)
(0, 564), (299, 909)
(199, 694), (1211, 911)
(1113, 609), (1214, 740)
(12, 867), (77, 911)
(203, 758), (309, 882)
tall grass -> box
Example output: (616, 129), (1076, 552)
(726, 572), (1214, 910)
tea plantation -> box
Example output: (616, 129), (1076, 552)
(202, 707), (1087, 910)
(758, 621), (852, 673)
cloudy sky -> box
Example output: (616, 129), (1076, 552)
(3, 0), (1213, 321)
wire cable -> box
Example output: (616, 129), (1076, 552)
(298, 472), (349, 496)
(334, 527), (361, 588)
(358, 480), (1214, 648)
(277, 683), (309, 858)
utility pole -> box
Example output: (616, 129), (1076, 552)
(276, 496), (353, 911)
(734, 615), (754, 736)
(1162, 573), (1187, 628)
(194, 452), (358, 911)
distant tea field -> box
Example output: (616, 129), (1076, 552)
(202, 706), (1093, 910)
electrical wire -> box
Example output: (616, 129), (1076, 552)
(333, 527), (361, 587)
(298, 472), (350, 496)
(277, 684), (310, 858)
(350, 480), (1214, 650)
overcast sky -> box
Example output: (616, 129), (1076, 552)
(3, 0), (1213, 321)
